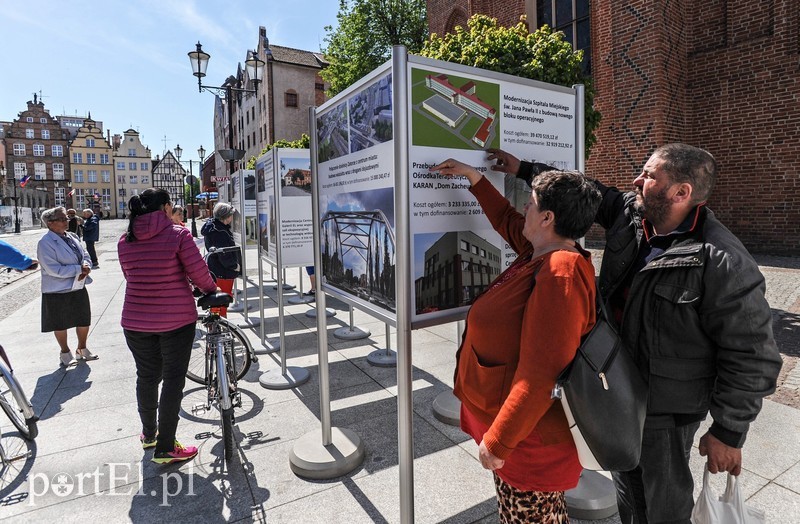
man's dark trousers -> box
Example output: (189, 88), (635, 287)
(611, 420), (702, 523)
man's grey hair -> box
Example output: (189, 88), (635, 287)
(41, 206), (67, 224)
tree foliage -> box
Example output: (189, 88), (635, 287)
(245, 134), (311, 169)
(321, 0), (428, 96)
(421, 15), (601, 156)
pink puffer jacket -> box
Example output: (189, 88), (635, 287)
(118, 211), (217, 332)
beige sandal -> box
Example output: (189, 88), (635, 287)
(76, 348), (99, 361)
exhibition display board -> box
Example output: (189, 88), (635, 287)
(308, 46), (584, 523)
(315, 64), (397, 325)
(313, 54), (579, 330)
(255, 148), (314, 268)
(230, 169), (258, 249)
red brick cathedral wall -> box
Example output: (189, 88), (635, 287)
(426, 0), (800, 254)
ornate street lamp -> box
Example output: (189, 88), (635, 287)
(187, 42), (263, 181)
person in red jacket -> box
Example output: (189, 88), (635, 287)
(118, 188), (219, 465)
(430, 161), (601, 523)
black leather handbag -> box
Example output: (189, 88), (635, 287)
(552, 283), (648, 471)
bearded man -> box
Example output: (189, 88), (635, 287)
(486, 143), (781, 523)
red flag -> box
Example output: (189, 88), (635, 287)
(19, 174), (31, 188)
(67, 189), (75, 197)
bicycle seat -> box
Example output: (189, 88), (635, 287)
(197, 292), (233, 309)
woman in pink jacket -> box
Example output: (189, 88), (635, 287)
(118, 188), (218, 465)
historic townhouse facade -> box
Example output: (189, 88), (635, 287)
(112, 129), (152, 218)
(151, 150), (187, 207)
(213, 26), (328, 180)
(426, 0), (799, 254)
(68, 116), (114, 216)
(2, 97), (72, 213)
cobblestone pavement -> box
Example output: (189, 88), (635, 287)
(2, 224), (798, 410)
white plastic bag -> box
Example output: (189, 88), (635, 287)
(691, 466), (766, 524)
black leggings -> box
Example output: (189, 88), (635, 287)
(124, 322), (195, 454)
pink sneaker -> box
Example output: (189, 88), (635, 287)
(151, 441), (198, 464)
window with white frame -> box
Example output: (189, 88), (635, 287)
(13, 143), (26, 156)
(129, 162), (137, 170)
(128, 148), (136, 156)
(40, 117), (47, 124)
(53, 163), (65, 179)
(74, 170), (84, 183)
(14, 163), (26, 177)
(100, 154), (109, 164)
(102, 188), (111, 206)
(73, 152), (82, 163)
(75, 189), (85, 204)
(42, 129), (50, 139)
(140, 162), (148, 171)
(86, 138), (95, 147)
(117, 175), (125, 184)
(25, 129), (34, 138)
(55, 187), (65, 206)
(88, 170), (97, 183)
(101, 170), (110, 183)
(118, 188), (127, 198)
(26, 117), (33, 122)
(116, 161), (126, 170)
(141, 176), (149, 184)
(87, 153), (96, 164)
(51, 144), (63, 156)
(33, 144), (45, 156)
(34, 163), (46, 179)
(130, 175), (138, 184)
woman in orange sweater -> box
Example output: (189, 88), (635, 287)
(430, 160), (601, 523)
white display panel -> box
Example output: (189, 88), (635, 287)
(256, 153), (276, 263)
(315, 65), (397, 322)
(406, 57), (577, 328)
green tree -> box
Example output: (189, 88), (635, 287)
(421, 15), (601, 156)
(321, 0), (428, 96)
(245, 134), (311, 169)
(183, 177), (201, 206)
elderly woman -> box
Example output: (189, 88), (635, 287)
(37, 207), (99, 366)
(118, 188), (218, 464)
(429, 160), (601, 523)
(200, 202), (240, 317)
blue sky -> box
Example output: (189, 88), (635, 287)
(0, 0), (339, 159)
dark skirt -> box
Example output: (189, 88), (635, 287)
(41, 287), (91, 332)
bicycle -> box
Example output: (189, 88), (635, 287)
(0, 344), (38, 467)
(187, 246), (257, 462)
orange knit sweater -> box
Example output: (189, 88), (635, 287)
(454, 176), (597, 461)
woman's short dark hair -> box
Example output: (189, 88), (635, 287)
(125, 188), (172, 242)
(531, 170), (601, 240)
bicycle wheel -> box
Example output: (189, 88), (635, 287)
(188, 317), (251, 384)
(221, 407), (235, 461)
(0, 370), (38, 440)
(186, 323), (209, 384)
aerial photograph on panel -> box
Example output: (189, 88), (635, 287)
(348, 73), (393, 153)
(411, 67), (500, 150)
(317, 102), (350, 163)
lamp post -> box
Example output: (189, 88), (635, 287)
(187, 42), (263, 182)
(174, 144), (200, 237)
(1, 163), (22, 234)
